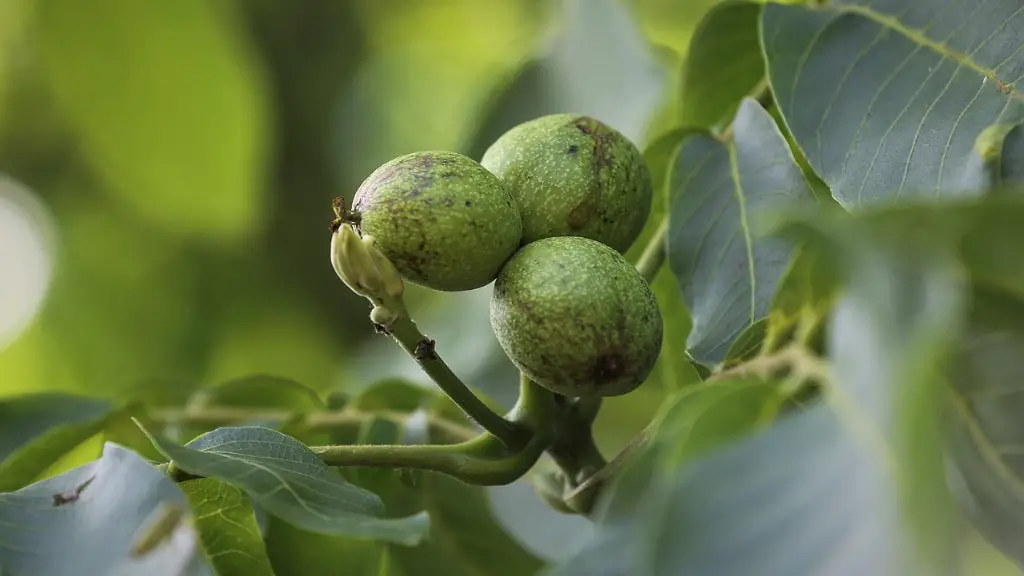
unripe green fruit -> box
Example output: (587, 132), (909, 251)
(480, 114), (653, 253)
(490, 236), (662, 397)
(352, 151), (523, 291)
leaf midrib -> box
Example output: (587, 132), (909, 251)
(839, 4), (1023, 100)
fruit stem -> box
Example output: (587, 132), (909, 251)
(311, 431), (551, 486)
(635, 217), (668, 283)
(386, 311), (532, 450)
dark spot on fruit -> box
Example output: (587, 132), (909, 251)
(465, 200), (472, 207)
(573, 117), (595, 135)
(567, 190), (601, 229)
(593, 353), (626, 383)
(567, 144), (579, 155)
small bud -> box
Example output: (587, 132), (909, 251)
(369, 305), (399, 329)
(331, 224), (385, 299)
(363, 235), (405, 300)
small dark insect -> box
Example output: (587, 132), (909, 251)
(330, 196), (347, 233)
(414, 338), (437, 360)
(52, 476), (95, 507)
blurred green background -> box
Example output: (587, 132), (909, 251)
(0, 0), (712, 561)
(0, 1), (1022, 572)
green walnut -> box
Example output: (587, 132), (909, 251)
(490, 236), (662, 397)
(480, 114), (653, 253)
(350, 151), (522, 291)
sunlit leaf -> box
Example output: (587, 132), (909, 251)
(37, 0), (270, 239)
(667, 98), (814, 365)
(762, 0), (1024, 208)
(0, 443), (212, 576)
(180, 478), (275, 576)
(0, 393), (119, 491)
(138, 424), (429, 545)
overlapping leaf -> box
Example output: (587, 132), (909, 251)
(678, 0), (764, 129)
(667, 98), (814, 365)
(762, 0), (1024, 208)
(138, 424), (429, 545)
(549, 377), (790, 576)
(0, 443), (211, 576)
(180, 478), (275, 576)
(0, 393), (121, 491)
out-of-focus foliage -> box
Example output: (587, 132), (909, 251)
(3, 0), (1024, 574)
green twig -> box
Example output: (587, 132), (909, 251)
(635, 218), (668, 284)
(384, 311), (530, 449)
(311, 431), (551, 486)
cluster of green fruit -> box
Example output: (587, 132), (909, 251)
(343, 114), (663, 398)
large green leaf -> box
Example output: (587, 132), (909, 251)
(138, 424), (429, 545)
(180, 478), (275, 576)
(0, 443), (212, 576)
(550, 377), (789, 576)
(36, 0), (269, 239)
(678, 0), (765, 129)
(667, 98), (814, 365)
(944, 289), (1024, 568)
(0, 393), (119, 491)
(762, 0), (1024, 208)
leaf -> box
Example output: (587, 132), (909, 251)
(37, 0), (270, 239)
(137, 423), (429, 545)
(762, 0), (1024, 209)
(388, 474), (546, 576)
(350, 379), (434, 414)
(189, 375), (323, 414)
(667, 98), (815, 365)
(999, 124), (1024, 185)
(550, 377), (789, 576)
(0, 443), (211, 576)
(180, 478), (275, 576)
(557, 200), (970, 575)
(185, 374), (325, 438)
(943, 289), (1024, 568)
(678, 0), (765, 129)
(0, 393), (119, 491)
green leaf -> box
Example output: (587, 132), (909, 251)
(678, 0), (765, 129)
(387, 473), (545, 576)
(667, 98), (815, 365)
(137, 423), (429, 545)
(0, 393), (119, 491)
(550, 377), (789, 576)
(189, 375), (323, 414)
(762, 1), (1024, 208)
(37, 0), (270, 240)
(350, 379), (434, 414)
(944, 289), (1024, 568)
(1000, 124), (1024, 185)
(0, 443), (212, 576)
(186, 374), (325, 438)
(180, 478), (275, 576)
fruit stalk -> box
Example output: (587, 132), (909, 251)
(635, 217), (668, 284)
(311, 431), (550, 486)
(385, 312), (532, 450)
